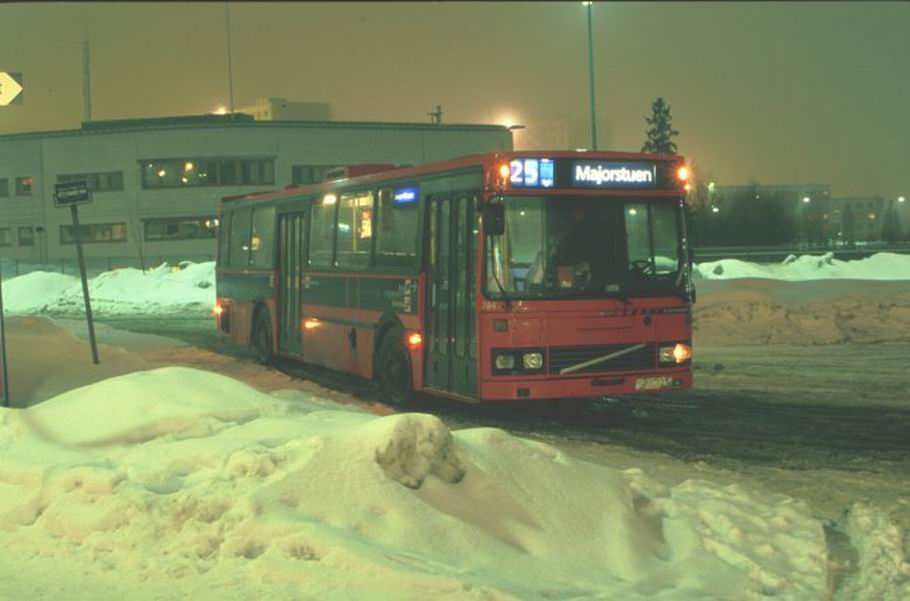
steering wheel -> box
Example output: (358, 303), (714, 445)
(629, 260), (654, 275)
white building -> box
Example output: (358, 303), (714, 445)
(0, 113), (511, 272)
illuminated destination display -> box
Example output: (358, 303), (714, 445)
(571, 161), (657, 189)
(510, 158), (555, 188)
(393, 186), (419, 205)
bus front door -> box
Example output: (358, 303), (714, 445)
(426, 195), (478, 398)
(277, 211), (307, 355)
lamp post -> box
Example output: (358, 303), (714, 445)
(583, 2), (598, 150)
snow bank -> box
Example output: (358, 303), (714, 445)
(5, 367), (897, 599)
(2, 261), (215, 317)
(695, 252), (910, 281)
(1, 271), (79, 313)
(693, 279), (910, 345)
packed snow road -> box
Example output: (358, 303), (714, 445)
(75, 316), (910, 531)
(3, 315), (908, 598)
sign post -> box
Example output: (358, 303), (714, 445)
(54, 181), (100, 365)
(0, 260), (9, 406)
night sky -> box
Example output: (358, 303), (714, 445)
(1, 2), (907, 198)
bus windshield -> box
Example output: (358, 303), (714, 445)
(485, 196), (686, 299)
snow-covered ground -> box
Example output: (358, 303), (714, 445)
(4, 254), (908, 346)
(694, 252), (910, 281)
(2, 366), (906, 600)
(1, 261), (214, 316)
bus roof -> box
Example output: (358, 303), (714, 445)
(221, 150), (687, 206)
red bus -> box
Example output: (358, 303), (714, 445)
(215, 151), (695, 405)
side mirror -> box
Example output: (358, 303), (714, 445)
(483, 203), (505, 236)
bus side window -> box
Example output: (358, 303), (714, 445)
(375, 187), (419, 270)
(218, 212), (231, 265)
(309, 194), (337, 269)
(336, 191), (373, 269)
(229, 208), (252, 268)
(250, 206), (276, 268)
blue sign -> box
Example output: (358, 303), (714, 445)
(510, 158), (555, 188)
(393, 186), (419, 206)
(571, 161), (657, 189)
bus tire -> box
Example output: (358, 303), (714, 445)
(253, 308), (274, 365)
(376, 328), (414, 408)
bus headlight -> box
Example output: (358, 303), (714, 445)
(659, 343), (692, 364)
(522, 352), (544, 370)
(494, 353), (516, 370)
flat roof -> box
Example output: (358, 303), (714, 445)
(0, 114), (510, 142)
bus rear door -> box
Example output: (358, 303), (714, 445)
(426, 195), (478, 398)
(277, 210), (308, 355)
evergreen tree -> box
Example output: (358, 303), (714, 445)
(881, 201), (904, 244)
(641, 97), (679, 155)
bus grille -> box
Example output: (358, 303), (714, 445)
(547, 342), (657, 375)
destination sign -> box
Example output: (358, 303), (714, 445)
(571, 161), (657, 189)
(510, 158), (554, 188)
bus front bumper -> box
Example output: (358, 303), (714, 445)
(478, 368), (692, 402)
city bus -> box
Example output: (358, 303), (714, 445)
(215, 151), (695, 406)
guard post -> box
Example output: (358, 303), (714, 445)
(0, 260), (9, 406)
(54, 180), (100, 365)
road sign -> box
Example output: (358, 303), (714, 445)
(54, 180), (92, 207)
(0, 71), (23, 106)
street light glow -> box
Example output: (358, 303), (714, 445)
(213, 106), (228, 115)
(802, 196), (811, 203)
(711, 206), (720, 213)
(899, 196), (906, 203)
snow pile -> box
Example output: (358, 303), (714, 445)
(836, 504), (910, 601)
(1, 271), (79, 313)
(5, 368), (902, 599)
(695, 252), (910, 281)
(2, 261), (216, 317)
(693, 279), (910, 345)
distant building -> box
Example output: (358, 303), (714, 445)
(828, 196), (887, 244)
(513, 119), (570, 151)
(0, 114), (511, 270)
(236, 97), (331, 122)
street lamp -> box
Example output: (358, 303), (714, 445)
(583, 2), (598, 150)
(899, 196), (906, 203)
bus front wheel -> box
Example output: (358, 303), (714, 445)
(377, 329), (414, 408)
(253, 309), (274, 365)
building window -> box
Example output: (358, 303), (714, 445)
(15, 177), (33, 196)
(140, 158), (274, 189)
(291, 165), (333, 185)
(0, 179), (8, 197)
(18, 226), (34, 246)
(57, 171), (124, 192)
(60, 223), (127, 244)
(144, 216), (219, 241)
(0, 228), (10, 246)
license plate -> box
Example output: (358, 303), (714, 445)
(635, 376), (673, 391)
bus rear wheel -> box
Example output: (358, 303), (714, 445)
(253, 309), (274, 365)
(377, 329), (414, 408)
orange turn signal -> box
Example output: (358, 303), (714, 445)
(406, 332), (423, 350)
(212, 303), (224, 316)
(303, 318), (321, 330)
(677, 166), (690, 182)
(498, 163), (511, 179)
(672, 343), (692, 363)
